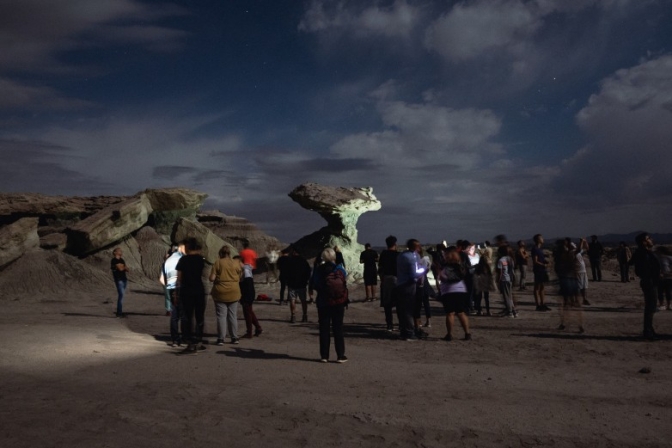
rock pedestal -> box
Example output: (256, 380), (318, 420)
(0, 217), (39, 268)
(288, 183), (381, 280)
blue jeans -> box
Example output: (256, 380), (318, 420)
(115, 279), (127, 315)
(163, 287), (172, 312)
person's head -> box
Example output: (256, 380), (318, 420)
(333, 245), (341, 252)
(484, 240), (491, 248)
(113, 247), (122, 258)
(517, 240), (525, 248)
(533, 234), (544, 245)
(591, 235), (598, 241)
(495, 234), (508, 246)
(289, 245), (299, 256)
(635, 232), (653, 249)
(406, 239), (420, 253)
(444, 246), (460, 263)
(218, 245), (231, 259)
(321, 247), (336, 263)
(365, 243), (371, 250)
(460, 240), (471, 250)
(242, 239), (250, 249)
(182, 237), (200, 253)
(497, 245), (509, 257)
(385, 235), (397, 249)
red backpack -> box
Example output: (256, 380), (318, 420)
(323, 266), (348, 306)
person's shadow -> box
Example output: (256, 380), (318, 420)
(219, 347), (317, 362)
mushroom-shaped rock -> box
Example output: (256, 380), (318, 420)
(288, 183), (381, 279)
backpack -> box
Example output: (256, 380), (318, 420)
(442, 263), (465, 284)
(323, 265), (349, 306)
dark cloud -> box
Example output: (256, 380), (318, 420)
(152, 166), (197, 180)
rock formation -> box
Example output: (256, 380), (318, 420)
(172, 217), (237, 265)
(197, 210), (283, 255)
(0, 217), (39, 268)
(65, 194), (153, 256)
(145, 188), (208, 234)
(288, 183), (381, 280)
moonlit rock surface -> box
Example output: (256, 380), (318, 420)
(289, 183), (381, 280)
(0, 217), (39, 268)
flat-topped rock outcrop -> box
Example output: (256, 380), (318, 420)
(289, 183), (381, 279)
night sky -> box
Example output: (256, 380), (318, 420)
(2, 0), (672, 245)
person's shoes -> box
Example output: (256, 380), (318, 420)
(364, 297), (371, 302)
(336, 356), (348, 363)
(442, 334), (452, 341)
(216, 339), (224, 346)
(403, 336), (419, 341)
(542, 305), (552, 311)
(476, 310), (483, 316)
(243, 333), (253, 339)
(486, 311), (492, 316)
(308, 299), (314, 304)
(301, 314), (308, 323)
(582, 300), (591, 306)
(423, 320), (431, 327)
(415, 329), (429, 340)
(290, 314), (296, 323)
(115, 312), (126, 318)
(507, 312), (514, 318)
(535, 305), (542, 311)
(320, 358), (328, 363)
(278, 300), (284, 306)
(386, 326), (394, 332)
(255, 328), (263, 337)
(197, 344), (207, 351)
(558, 324), (566, 331)
(170, 341), (179, 347)
(658, 306), (666, 311)
(231, 338), (240, 345)
(165, 311), (171, 316)
(463, 333), (472, 341)
(179, 345), (197, 355)
(512, 310), (519, 318)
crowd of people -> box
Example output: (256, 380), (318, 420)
(110, 231), (672, 362)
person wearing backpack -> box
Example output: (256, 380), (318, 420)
(313, 247), (349, 363)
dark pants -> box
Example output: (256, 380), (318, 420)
(181, 291), (206, 344)
(169, 289), (184, 343)
(659, 279), (672, 306)
(619, 262), (630, 282)
(422, 276), (433, 318)
(474, 291), (490, 313)
(641, 279), (658, 337)
(279, 279), (287, 302)
(318, 304), (345, 360)
(395, 283), (416, 339)
(384, 305), (395, 329)
(242, 303), (261, 335)
(590, 258), (602, 281)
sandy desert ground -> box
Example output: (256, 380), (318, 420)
(1, 262), (671, 448)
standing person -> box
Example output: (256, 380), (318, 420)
(209, 246), (242, 346)
(313, 248), (349, 363)
(515, 240), (529, 290)
(276, 248), (289, 305)
(176, 238), (206, 354)
(588, 235), (604, 282)
(395, 239), (426, 341)
(457, 240), (474, 314)
(531, 234), (551, 311)
(420, 249), (434, 328)
(265, 245), (280, 284)
(360, 243), (379, 302)
(437, 246), (471, 341)
(378, 235), (399, 332)
(111, 247), (130, 317)
(617, 242), (632, 283)
(656, 246), (672, 311)
(473, 254), (494, 316)
(575, 239), (590, 306)
(160, 243), (185, 346)
(630, 233), (661, 340)
(159, 247), (175, 316)
(496, 245), (517, 317)
(284, 246), (312, 323)
(555, 238), (583, 333)
(240, 255), (263, 338)
(239, 239), (257, 271)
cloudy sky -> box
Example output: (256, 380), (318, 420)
(2, 0), (672, 244)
